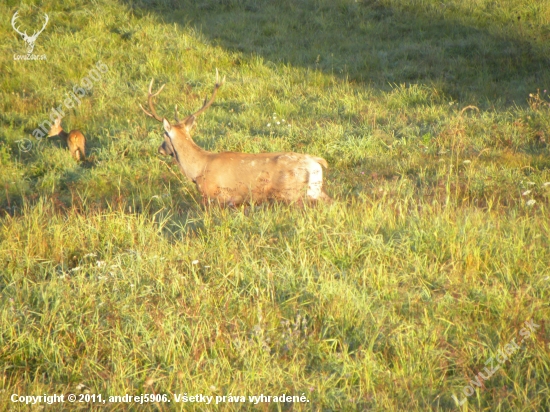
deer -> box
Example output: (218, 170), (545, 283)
(47, 117), (86, 161)
(11, 11), (49, 54)
(140, 71), (331, 207)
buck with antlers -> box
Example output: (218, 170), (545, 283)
(140, 71), (330, 206)
(11, 11), (49, 54)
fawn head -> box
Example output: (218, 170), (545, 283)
(47, 117), (63, 137)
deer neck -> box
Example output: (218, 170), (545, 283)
(169, 135), (210, 182)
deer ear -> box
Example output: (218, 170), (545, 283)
(184, 115), (196, 131)
(163, 118), (172, 135)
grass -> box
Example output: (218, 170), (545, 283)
(1, 0), (550, 410)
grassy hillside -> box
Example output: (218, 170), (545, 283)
(1, 0), (549, 410)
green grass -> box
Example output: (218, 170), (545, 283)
(1, 0), (550, 410)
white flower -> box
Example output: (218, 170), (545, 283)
(96, 261), (106, 268)
(267, 123), (271, 127)
(276, 121), (280, 125)
(192, 260), (199, 265)
(526, 199), (536, 206)
(522, 190), (531, 196)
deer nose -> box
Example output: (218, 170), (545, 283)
(158, 142), (174, 156)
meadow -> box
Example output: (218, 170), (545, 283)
(1, 0), (550, 410)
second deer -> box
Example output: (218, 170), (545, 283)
(140, 70), (331, 207)
(48, 117), (86, 161)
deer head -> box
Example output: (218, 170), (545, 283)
(12, 11), (49, 54)
(47, 117), (64, 137)
(140, 69), (225, 159)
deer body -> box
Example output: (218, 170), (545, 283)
(142, 72), (330, 206)
(48, 118), (86, 161)
(161, 122), (328, 205)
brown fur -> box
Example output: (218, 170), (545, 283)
(141, 75), (330, 207)
(48, 118), (86, 161)
(163, 122), (330, 206)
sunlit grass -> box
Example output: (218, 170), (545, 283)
(1, 0), (550, 410)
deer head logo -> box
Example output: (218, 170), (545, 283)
(11, 11), (49, 54)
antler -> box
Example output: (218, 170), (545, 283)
(140, 78), (166, 122)
(141, 70), (225, 123)
(29, 14), (49, 41)
(189, 68), (226, 119)
(174, 104), (181, 123)
(11, 12), (27, 38)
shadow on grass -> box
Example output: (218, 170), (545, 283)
(120, 0), (549, 107)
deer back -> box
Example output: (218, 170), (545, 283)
(67, 130), (86, 161)
(193, 151), (327, 205)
